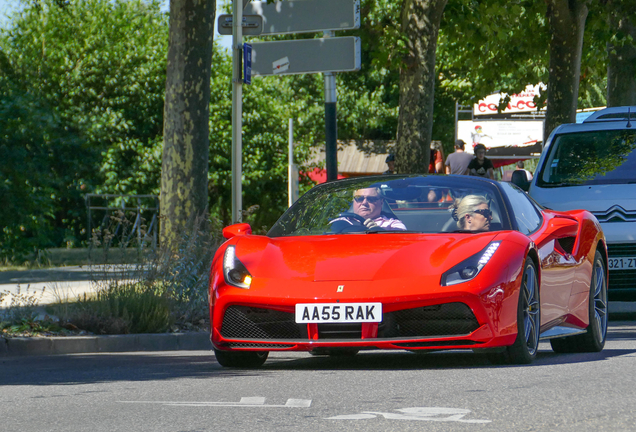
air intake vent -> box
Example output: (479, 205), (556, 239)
(221, 306), (302, 340)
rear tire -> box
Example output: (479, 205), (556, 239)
(550, 250), (607, 353)
(214, 349), (269, 368)
(488, 258), (540, 365)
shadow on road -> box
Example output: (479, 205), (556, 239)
(2, 322), (636, 386)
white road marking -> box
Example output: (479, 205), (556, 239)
(119, 397), (311, 408)
(327, 407), (491, 423)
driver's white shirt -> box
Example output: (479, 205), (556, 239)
(332, 215), (407, 231)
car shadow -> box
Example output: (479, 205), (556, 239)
(2, 322), (635, 386)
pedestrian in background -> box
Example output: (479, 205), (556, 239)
(384, 154), (395, 174)
(467, 144), (494, 179)
(515, 160), (533, 181)
(445, 139), (473, 175)
(429, 141), (444, 174)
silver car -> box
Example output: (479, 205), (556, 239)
(527, 106), (636, 300)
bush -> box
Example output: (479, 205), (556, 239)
(59, 283), (172, 334)
(41, 213), (221, 335)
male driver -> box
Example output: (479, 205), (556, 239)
(333, 187), (406, 230)
(445, 139), (474, 175)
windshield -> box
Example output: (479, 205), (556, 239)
(538, 129), (636, 186)
(268, 176), (510, 237)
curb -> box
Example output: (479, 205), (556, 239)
(0, 332), (212, 357)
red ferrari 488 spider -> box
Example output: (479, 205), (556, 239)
(209, 175), (608, 367)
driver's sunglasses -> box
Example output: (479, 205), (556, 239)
(473, 208), (492, 218)
(353, 195), (382, 204)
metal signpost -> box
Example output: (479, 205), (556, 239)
(231, 0), (244, 223)
(230, 0), (360, 221)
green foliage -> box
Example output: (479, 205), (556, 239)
(0, 0), (168, 257)
(438, 0), (550, 105)
(58, 283), (173, 334)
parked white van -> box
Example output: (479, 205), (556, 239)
(527, 106), (636, 300)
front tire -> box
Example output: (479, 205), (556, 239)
(214, 349), (269, 368)
(489, 258), (540, 365)
(550, 250), (607, 353)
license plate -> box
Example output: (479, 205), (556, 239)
(608, 256), (636, 270)
(295, 303), (382, 323)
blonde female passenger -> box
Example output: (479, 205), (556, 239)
(450, 195), (493, 231)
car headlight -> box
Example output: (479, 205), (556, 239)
(223, 245), (252, 289)
(441, 242), (500, 286)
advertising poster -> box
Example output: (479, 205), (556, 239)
(458, 120), (544, 156)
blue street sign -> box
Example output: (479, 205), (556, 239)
(243, 43), (252, 85)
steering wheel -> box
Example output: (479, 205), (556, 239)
(327, 212), (368, 233)
(335, 212), (367, 224)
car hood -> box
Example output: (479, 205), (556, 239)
(531, 184), (636, 213)
(234, 233), (500, 282)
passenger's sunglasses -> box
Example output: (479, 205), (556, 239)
(473, 208), (492, 218)
(353, 195), (382, 204)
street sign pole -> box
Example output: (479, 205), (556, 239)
(231, 0), (244, 223)
(323, 31), (338, 182)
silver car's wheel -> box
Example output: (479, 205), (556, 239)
(551, 250), (607, 353)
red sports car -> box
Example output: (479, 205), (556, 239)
(209, 175), (608, 367)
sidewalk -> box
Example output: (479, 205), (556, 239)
(1, 332), (211, 356)
(1, 266), (212, 357)
(0, 265), (139, 306)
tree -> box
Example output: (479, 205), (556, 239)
(605, 0), (636, 106)
(160, 0), (215, 248)
(543, 0), (590, 138)
(0, 0), (168, 253)
(395, 0), (448, 174)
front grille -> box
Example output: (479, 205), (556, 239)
(221, 306), (302, 340)
(226, 342), (295, 349)
(607, 243), (636, 256)
(379, 303), (479, 338)
(317, 323), (362, 339)
(606, 244), (636, 297)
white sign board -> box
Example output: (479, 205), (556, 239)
(247, 0), (360, 35)
(474, 84), (546, 116)
(217, 15), (263, 36)
(458, 120), (544, 155)
(250, 37), (361, 77)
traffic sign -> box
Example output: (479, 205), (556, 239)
(246, 0), (360, 35)
(250, 37), (361, 77)
(217, 14), (263, 36)
(243, 43), (252, 85)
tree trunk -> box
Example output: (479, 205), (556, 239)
(607, 14), (636, 106)
(395, 0), (447, 174)
(544, 0), (589, 139)
(160, 0), (215, 248)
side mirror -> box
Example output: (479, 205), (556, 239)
(510, 170), (530, 192)
(547, 217), (578, 239)
(222, 223), (252, 240)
